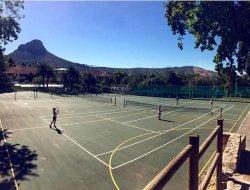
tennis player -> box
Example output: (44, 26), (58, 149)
(176, 96), (179, 106)
(158, 105), (162, 120)
(50, 107), (58, 128)
(210, 97), (213, 114)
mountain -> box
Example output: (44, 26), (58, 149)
(8, 39), (89, 69)
(8, 39), (216, 77)
(96, 66), (216, 77)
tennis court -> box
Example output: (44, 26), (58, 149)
(0, 91), (249, 190)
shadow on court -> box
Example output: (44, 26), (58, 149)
(50, 127), (63, 134)
(160, 119), (174, 123)
(0, 129), (38, 190)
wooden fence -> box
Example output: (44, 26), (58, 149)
(143, 119), (223, 190)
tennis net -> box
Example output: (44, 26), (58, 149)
(125, 100), (218, 113)
(81, 94), (112, 104)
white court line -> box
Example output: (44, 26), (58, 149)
(122, 108), (184, 124)
(95, 105), (226, 157)
(112, 105), (234, 170)
(237, 110), (250, 133)
(11, 109), (155, 132)
(54, 107), (153, 119)
(97, 115), (156, 133)
(122, 100), (197, 124)
(41, 115), (111, 168)
(62, 133), (112, 168)
(40, 104), (150, 118)
(9, 118), (110, 132)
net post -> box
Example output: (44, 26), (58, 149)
(216, 119), (223, 190)
(115, 98), (116, 106)
(91, 94), (92, 101)
(14, 90), (17, 101)
(124, 99), (126, 108)
(188, 134), (199, 190)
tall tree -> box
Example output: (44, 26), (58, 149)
(37, 64), (48, 87)
(0, 0), (24, 57)
(165, 1), (250, 95)
(62, 66), (81, 92)
(82, 72), (96, 93)
(0, 0), (24, 91)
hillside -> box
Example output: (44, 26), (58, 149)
(8, 39), (89, 70)
(8, 39), (217, 77)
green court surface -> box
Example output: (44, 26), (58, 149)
(0, 91), (249, 190)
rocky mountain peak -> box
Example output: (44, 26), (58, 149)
(17, 39), (47, 56)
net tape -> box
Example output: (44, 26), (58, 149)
(82, 94), (112, 104)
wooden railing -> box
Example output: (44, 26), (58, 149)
(143, 119), (223, 190)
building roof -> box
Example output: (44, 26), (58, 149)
(54, 68), (67, 71)
(5, 66), (38, 75)
(89, 71), (112, 77)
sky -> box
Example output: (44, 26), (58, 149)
(4, 1), (217, 71)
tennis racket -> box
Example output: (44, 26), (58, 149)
(56, 106), (59, 114)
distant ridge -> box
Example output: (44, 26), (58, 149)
(8, 39), (216, 77)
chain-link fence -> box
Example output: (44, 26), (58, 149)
(127, 84), (250, 99)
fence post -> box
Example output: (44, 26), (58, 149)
(188, 134), (199, 190)
(217, 119), (223, 190)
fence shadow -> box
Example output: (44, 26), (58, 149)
(0, 129), (38, 190)
(238, 149), (250, 175)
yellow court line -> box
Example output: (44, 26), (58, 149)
(229, 103), (250, 133)
(0, 118), (19, 190)
(199, 103), (250, 177)
(108, 106), (232, 189)
(9, 118), (109, 132)
(173, 127), (214, 131)
(198, 151), (216, 176)
(109, 132), (153, 190)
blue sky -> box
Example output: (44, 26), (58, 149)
(5, 1), (216, 71)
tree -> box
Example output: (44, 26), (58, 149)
(166, 71), (183, 85)
(62, 66), (81, 92)
(165, 1), (250, 95)
(112, 71), (128, 85)
(0, 0), (24, 91)
(46, 68), (55, 87)
(37, 64), (49, 87)
(82, 72), (97, 93)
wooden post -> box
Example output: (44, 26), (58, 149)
(188, 134), (199, 190)
(220, 108), (223, 119)
(216, 119), (223, 190)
